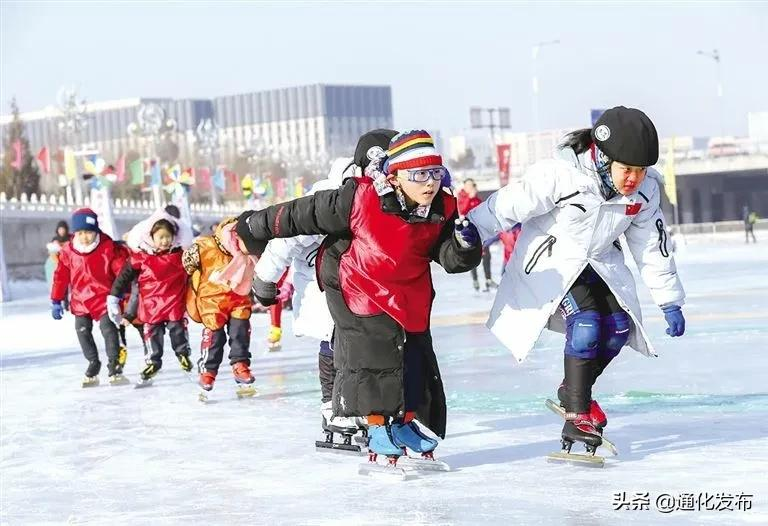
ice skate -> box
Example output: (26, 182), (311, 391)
(544, 399), (618, 456)
(354, 416), (370, 447)
(107, 361), (129, 386)
(557, 383), (607, 431)
(391, 421), (449, 472)
(176, 352), (193, 373)
(315, 401), (363, 454)
(135, 362), (159, 388)
(359, 424), (413, 480)
(232, 362), (256, 398)
(81, 360), (101, 388)
(197, 370), (217, 402)
(545, 414), (605, 467)
(472, 279), (480, 292)
(266, 326), (282, 352)
(483, 278), (497, 292)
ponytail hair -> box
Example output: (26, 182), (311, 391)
(559, 128), (593, 155)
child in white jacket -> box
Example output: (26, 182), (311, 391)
(468, 106), (686, 454)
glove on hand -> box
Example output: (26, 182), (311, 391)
(454, 218), (480, 249)
(106, 295), (123, 326)
(252, 275), (279, 307)
(51, 300), (64, 320)
(662, 305), (685, 337)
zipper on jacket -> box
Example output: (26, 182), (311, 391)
(655, 219), (669, 258)
(524, 235), (557, 274)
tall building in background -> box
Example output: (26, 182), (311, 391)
(0, 84), (393, 167)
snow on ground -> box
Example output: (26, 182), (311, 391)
(1, 236), (767, 525)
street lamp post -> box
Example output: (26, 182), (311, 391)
(696, 48), (724, 142)
(195, 118), (221, 206)
(127, 103), (177, 208)
(56, 87), (89, 205)
(470, 106), (511, 178)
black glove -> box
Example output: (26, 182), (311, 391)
(252, 275), (278, 307)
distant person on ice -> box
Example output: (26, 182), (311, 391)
(234, 130), (482, 468)
(468, 107), (687, 455)
(458, 178), (497, 291)
(742, 205), (758, 243)
(50, 208), (129, 386)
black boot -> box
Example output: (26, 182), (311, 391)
(107, 360), (122, 376)
(562, 417), (602, 450)
(85, 360), (101, 378)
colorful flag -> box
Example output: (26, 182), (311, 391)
(197, 167), (211, 189)
(10, 140), (22, 170)
(128, 158), (144, 185)
(36, 146), (50, 173)
(115, 154), (126, 182)
(496, 144), (511, 186)
(64, 148), (77, 180)
(212, 167), (225, 191)
(150, 161), (161, 186)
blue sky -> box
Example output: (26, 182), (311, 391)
(1, 1), (766, 138)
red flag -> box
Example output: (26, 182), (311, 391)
(496, 144), (511, 186)
(115, 154), (126, 182)
(10, 140), (22, 170)
(36, 146), (50, 173)
(197, 167), (211, 189)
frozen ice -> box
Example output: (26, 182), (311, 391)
(1, 235), (767, 525)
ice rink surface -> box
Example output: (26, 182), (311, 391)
(1, 234), (767, 525)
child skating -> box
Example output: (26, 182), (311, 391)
(468, 107), (687, 465)
(182, 218), (256, 400)
(236, 130), (482, 475)
(108, 209), (192, 386)
(50, 208), (129, 386)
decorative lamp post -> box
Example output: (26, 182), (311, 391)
(127, 103), (177, 208)
(56, 86), (89, 205)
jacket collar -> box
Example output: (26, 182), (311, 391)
(379, 187), (448, 224)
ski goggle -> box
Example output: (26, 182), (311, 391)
(398, 167), (447, 183)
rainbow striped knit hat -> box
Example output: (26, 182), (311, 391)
(384, 130), (443, 174)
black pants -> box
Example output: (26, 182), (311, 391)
(118, 323), (148, 354)
(470, 249), (492, 282)
(559, 266), (628, 413)
(75, 315), (119, 365)
(197, 318), (251, 373)
(403, 332), (426, 412)
(143, 320), (191, 367)
(318, 340), (335, 403)
(745, 225), (757, 243)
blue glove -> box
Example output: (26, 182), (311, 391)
(454, 218), (479, 249)
(662, 305), (685, 337)
(51, 300), (64, 320)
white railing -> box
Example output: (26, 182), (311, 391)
(0, 191), (247, 219)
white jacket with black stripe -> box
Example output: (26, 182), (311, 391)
(254, 158), (355, 342)
(467, 146), (685, 362)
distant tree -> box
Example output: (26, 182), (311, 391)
(0, 98), (41, 197)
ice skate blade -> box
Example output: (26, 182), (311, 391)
(81, 377), (100, 388)
(134, 379), (154, 389)
(315, 440), (364, 455)
(545, 399), (619, 456)
(108, 375), (130, 386)
(546, 451), (605, 468)
(398, 455), (450, 472)
(358, 462), (415, 481)
(267, 343), (282, 352)
(235, 385), (257, 398)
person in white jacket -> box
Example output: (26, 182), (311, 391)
(251, 130), (398, 444)
(468, 106), (686, 453)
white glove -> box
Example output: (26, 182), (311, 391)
(106, 295), (123, 326)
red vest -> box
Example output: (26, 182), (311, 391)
(130, 249), (188, 324)
(339, 178), (456, 332)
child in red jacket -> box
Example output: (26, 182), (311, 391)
(108, 210), (191, 384)
(51, 208), (129, 386)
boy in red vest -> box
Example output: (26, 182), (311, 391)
(51, 208), (129, 386)
(235, 130), (482, 468)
